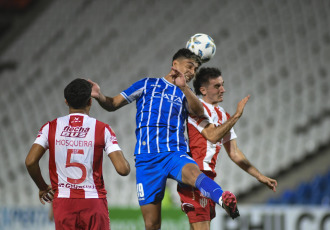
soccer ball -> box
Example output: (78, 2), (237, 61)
(186, 33), (216, 63)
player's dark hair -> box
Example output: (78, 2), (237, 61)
(64, 78), (92, 109)
(172, 48), (202, 67)
(193, 67), (222, 95)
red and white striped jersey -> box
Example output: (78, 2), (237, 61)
(34, 113), (121, 199)
(187, 99), (237, 176)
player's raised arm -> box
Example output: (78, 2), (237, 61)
(170, 67), (204, 118)
(108, 150), (130, 176)
(88, 79), (128, 111)
(223, 140), (277, 192)
(201, 95), (250, 144)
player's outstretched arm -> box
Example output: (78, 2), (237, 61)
(170, 67), (204, 117)
(201, 95), (250, 144)
(108, 150), (130, 176)
(25, 144), (54, 204)
(223, 140), (277, 192)
(88, 79), (128, 111)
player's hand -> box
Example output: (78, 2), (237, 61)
(258, 175), (277, 192)
(88, 79), (101, 100)
(39, 185), (54, 205)
(169, 67), (187, 88)
(235, 95), (250, 118)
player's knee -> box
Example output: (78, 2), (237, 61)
(144, 221), (161, 230)
(182, 163), (202, 186)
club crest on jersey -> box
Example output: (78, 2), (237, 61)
(37, 131), (42, 138)
(109, 135), (118, 144)
(152, 92), (182, 105)
(61, 126), (90, 138)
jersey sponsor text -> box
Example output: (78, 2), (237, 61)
(60, 126), (90, 138)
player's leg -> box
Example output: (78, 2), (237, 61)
(181, 163), (223, 204)
(181, 163), (239, 218)
(169, 154), (222, 204)
(181, 163), (204, 186)
(170, 153), (239, 219)
(177, 183), (213, 230)
(135, 153), (167, 229)
(140, 202), (162, 230)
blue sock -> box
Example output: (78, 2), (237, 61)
(195, 173), (223, 205)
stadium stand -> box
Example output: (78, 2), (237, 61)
(0, 0), (329, 208)
(268, 170), (330, 205)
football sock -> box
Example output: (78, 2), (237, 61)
(195, 173), (223, 205)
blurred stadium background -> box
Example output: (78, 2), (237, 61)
(0, 0), (329, 229)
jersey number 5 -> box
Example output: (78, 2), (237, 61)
(66, 149), (87, 184)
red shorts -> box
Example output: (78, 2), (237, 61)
(53, 198), (110, 230)
(177, 184), (216, 223)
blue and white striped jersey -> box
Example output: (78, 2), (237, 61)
(121, 77), (190, 154)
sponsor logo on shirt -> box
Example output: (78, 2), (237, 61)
(69, 115), (83, 127)
(61, 126), (90, 138)
(152, 92), (182, 105)
(58, 183), (96, 189)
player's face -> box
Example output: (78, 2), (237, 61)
(202, 76), (226, 105)
(175, 58), (199, 82)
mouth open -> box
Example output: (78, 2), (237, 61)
(185, 75), (192, 82)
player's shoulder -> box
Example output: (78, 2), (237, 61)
(216, 105), (227, 113)
(136, 77), (152, 84)
(145, 77), (162, 84)
(38, 120), (51, 131)
(46, 117), (58, 126)
(94, 118), (107, 126)
(94, 118), (114, 131)
(127, 77), (154, 89)
(216, 105), (231, 119)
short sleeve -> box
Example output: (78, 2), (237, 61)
(221, 127), (237, 144)
(34, 122), (50, 149)
(120, 78), (147, 103)
(104, 125), (121, 154)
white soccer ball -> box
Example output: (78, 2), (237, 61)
(186, 33), (216, 63)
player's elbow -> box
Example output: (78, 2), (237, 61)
(203, 132), (218, 144)
(189, 105), (204, 118)
(101, 104), (117, 112)
(208, 138), (218, 144)
(116, 163), (130, 176)
(25, 156), (36, 169)
(195, 109), (205, 118)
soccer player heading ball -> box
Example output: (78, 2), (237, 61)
(89, 48), (249, 229)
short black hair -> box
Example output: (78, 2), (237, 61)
(193, 67), (222, 95)
(64, 78), (92, 109)
(172, 48), (202, 67)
